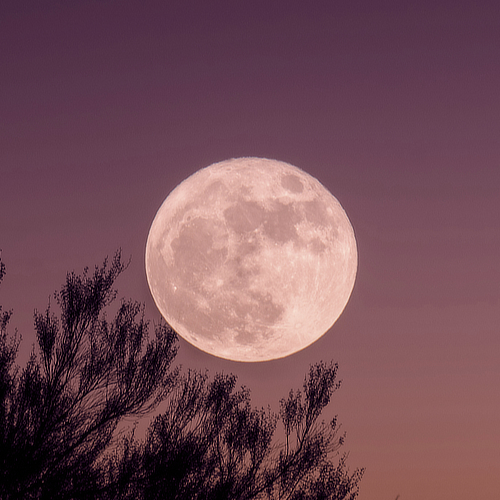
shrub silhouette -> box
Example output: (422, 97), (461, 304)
(0, 252), (363, 499)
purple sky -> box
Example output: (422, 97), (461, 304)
(1, 1), (499, 498)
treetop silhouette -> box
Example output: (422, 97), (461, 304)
(0, 251), (363, 499)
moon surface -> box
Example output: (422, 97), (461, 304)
(145, 158), (357, 362)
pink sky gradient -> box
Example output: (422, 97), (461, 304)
(1, 1), (499, 498)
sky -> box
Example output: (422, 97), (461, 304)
(1, 1), (499, 498)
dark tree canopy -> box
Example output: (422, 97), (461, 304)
(0, 252), (363, 500)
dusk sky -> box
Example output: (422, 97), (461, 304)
(1, 1), (499, 498)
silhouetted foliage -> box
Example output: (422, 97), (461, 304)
(0, 252), (178, 499)
(0, 253), (5, 283)
(0, 252), (363, 500)
(99, 363), (363, 500)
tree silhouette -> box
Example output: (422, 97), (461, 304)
(0, 252), (178, 499)
(0, 252), (363, 499)
(100, 363), (363, 500)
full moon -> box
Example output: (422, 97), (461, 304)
(145, 158), (357, 362)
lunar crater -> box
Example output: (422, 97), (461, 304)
(281, 173), (304, 193)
